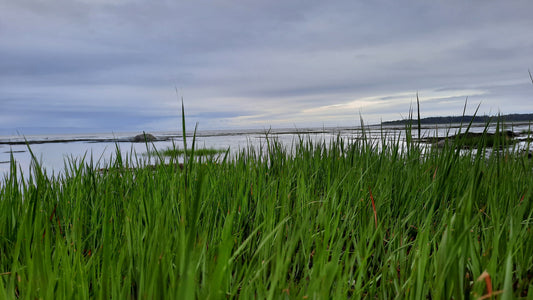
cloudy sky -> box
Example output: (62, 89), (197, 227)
(1, 0), (532, 135)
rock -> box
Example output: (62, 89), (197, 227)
(436, 139), (448, 148)
(132, 133), (157, 143)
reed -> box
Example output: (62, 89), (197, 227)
(0, 118), (532, 299)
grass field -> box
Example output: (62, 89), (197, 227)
(1, 123), (532, 299)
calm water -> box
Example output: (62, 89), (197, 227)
(1, 123), (531, 183)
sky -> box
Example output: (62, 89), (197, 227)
(1, 0), (532, 135)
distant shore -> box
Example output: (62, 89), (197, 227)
(381, 113), (533, 126)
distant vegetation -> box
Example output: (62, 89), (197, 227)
(382, 113), (533, 126)
(420, 130), (523, 148)
(154, 147), (227, 157)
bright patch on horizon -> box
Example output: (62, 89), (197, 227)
(303, 88), (488, 116)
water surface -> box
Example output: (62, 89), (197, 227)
(1, 123), (531, 183)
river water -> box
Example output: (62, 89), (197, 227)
(1, 123), (531, 183)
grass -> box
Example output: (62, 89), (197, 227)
(157, 147), (227, 157)
(0, 120), (532, 298)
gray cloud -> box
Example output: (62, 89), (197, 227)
(1, 0), (532, 134)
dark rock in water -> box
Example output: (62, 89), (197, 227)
(431, 131), (519, 149)
(132, 133), (157, 143)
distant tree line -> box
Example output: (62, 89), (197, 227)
(381, 113), (533, 125)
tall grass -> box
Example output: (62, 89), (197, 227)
(0, 121), (532, 298)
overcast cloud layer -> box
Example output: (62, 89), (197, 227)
(1, 0), (532, 135)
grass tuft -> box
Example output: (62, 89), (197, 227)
(158, 147), (226, 157)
